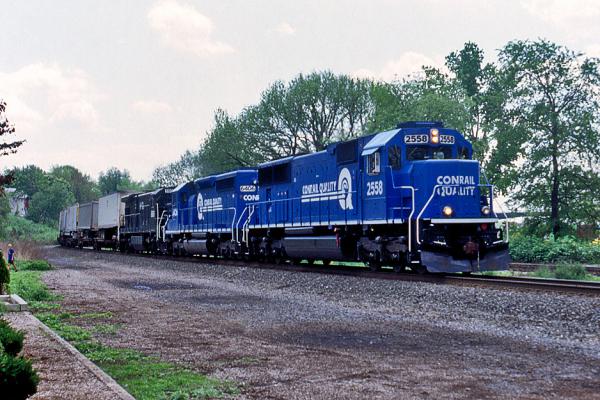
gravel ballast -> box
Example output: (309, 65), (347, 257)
(39, 246), (600, 399)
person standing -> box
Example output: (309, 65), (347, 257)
(7, 244), (17, 272)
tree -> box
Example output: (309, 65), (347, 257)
(200, 109), (267, 175)
(0, 100), (24, 194)
(152, 150), (204, 187)
(445, 42), (503, 159)
(0, 100), (24, 159)
(27, 179), (74, 225)
(0, 195), (10, 238)
(369, 42), (500, 161)
(369, 70), (473, 143)
(490, 39), (600, 235)
(199, 71), (374, 175)
(50, 165), (99, 203)
(98, 167), (143, 195)
(8, 165), (48, 197)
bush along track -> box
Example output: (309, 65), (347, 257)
(1, 309), (40, 399)
(510, 235), (600, 264)
(8, 261), (238, 400)
(530, 263), (599, 281)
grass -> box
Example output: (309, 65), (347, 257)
(480, 264), (600, 281)
(77, 311), (113, 319)
(8, 271), (58, 302)
(8, 264), (238, 399)
(16, 260), (52, 271)
(0, 215), (58, 244)
(531, 263), (600, 281)
(92, 323), (121, 335)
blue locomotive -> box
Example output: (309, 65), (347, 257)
(241, 121), (509, 272)
(59, 121), (510, 273)
(164, 169), (258, 257)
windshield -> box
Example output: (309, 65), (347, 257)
(406, 145), (453, 161)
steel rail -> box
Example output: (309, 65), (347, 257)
(53, 246), (600, 296)
(509, 262), (600, 276)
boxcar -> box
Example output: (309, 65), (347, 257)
(76, 201), (98, 247)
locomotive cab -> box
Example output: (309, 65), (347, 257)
(361, 121), (510, 273)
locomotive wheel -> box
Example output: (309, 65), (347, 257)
(367, 260), (381, 272)
(291, 258), (302, 265)
(411, 264), (427, 274)
(321, 260), (331, 266)
(393, 264), (406, 273)
(306, 259), (315, 266)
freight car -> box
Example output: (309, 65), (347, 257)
(95, 192), (127, 250)
(75, 201), (98, 248)
(58, 121), (510, 274)
(58, 204), (79, 246)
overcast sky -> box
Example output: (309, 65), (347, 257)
(1, 0), (599, 180)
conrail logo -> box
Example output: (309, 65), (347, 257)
(299, 168), (353, 210)
(436, 175), (476, 197)
(436, 175), (476, 185)
(197, 193), (223, 220)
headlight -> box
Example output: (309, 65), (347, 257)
(442, 206), (453, 217)
(430, 128), (439, 144)
(481, 206), (491, 215)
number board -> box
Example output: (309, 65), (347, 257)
(440, 135), (455, 144)
(404, 134), (429, 144)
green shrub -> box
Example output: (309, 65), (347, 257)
(0, 251), (9, 294)
(0, 215), (57, 243)
(531, 266), (554, 279)
(0, 353), (39, 400)
(510, 235), (600, 264)
(554, 263), (587, 280)
(0, 320), (24, 356)
(17, 260), (52, 271)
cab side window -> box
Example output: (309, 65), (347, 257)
(388, 145), (401, 169)
(367, 151), (380, 175)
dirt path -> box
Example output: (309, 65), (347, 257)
(40, 247), (600, 399)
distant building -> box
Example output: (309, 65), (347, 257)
(5, 188), (29, 217)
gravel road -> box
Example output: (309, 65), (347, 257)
(40, 246), (600, 399)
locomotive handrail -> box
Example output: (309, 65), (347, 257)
(387, 167), (416, 252)
(243, 205), (255, 245)
(490, 188), (510, 243)
(481, 173), (511, 242)
(234, 206), (249, 243)
(415, 183), (498, 245)
(230, 207), (237, 241)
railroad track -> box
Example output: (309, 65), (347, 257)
(444, 274), (600, 295)
(510, 262), (600, 276)
(52, 246), (600, 296)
